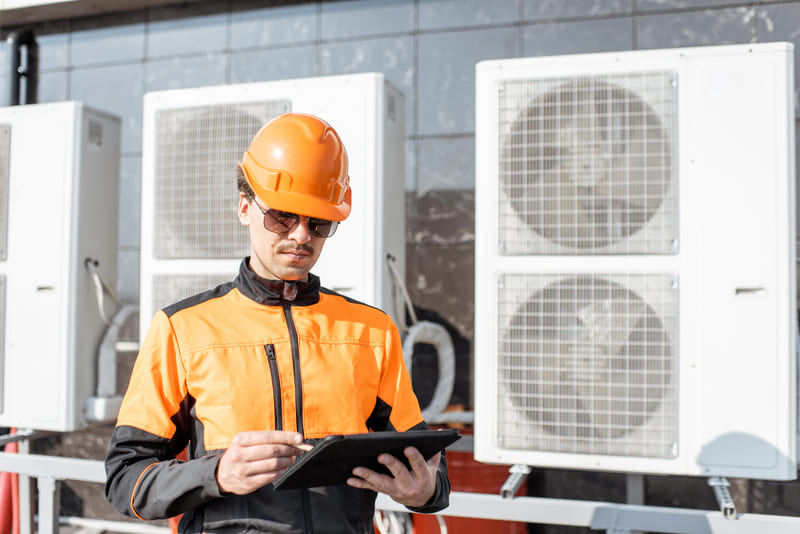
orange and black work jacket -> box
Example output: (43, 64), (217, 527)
(105, 259), (450, 533)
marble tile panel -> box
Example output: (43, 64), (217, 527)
(405, 242), (475, 407)
(36, 69), (68, 103)
(144, 52), (228, 92)
(70, 12), (146, 67)
(523, 17), (633, 56)
(523, 0), (632, 20)
(417, 135), (474, 192)
(0, 75), (6, 107)
(320, 36), (414, 134)
(636, 7), (756, 50)
(230, 1), (317, 49)
(419, 0), (520, 31)
(757, 4), (800, 117)
(229, 44), (317, 83)
(69, 62), (145, 154)
(118, 155), (141, 249)
(418, 27), (519, 135)
(147, 3), (229, 59)
(321, 0), (413, 40)
(407, 187), (474, 247)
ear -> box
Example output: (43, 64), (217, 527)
(238, 193), (252, 227)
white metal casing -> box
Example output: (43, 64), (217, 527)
(474, 43), (797, 479)
(0, 102), (120, 432)
(140, 73), (405, 340)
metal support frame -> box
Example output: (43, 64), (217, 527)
(2, 450), (800, 533)
(708, 476), (737, 518)
(500, 464), (531, 498)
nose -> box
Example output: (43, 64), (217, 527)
(287, 216), (313, 244)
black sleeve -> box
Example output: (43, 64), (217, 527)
(104, 424), (225, 520)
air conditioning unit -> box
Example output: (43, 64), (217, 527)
(474, 43), (797, 479)
(140, 73), (405, 338)
(0, 101), (121, 432)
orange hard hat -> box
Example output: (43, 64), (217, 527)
(239, 113), (351, 221)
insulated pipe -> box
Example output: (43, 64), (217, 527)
(6, 29), (38, 106)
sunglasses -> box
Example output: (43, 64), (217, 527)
(251, 198), (339, 238)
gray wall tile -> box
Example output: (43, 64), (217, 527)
(117, 248), (140, 303)
(418, 136), (474, 191)
(147, 5), (229, 58)
(118, 155), (141, 249)
(321, 0), (413, 39)
(229, 45), (317, 83)
(70, 63), (145, 154)
(637, 7), (757, 49)
(320, 36), (414, 133)
(37, 70), (68, 103)
(757, 4), (800, 117)
(419, 0), (520, 31)
(70, 13), (146, 67)
(637, 0), (750, 11)
(405, 137), (416, 191)
(418, 27), (519, 135)
(34, 23), (69, 71)
(0, 75), (7, 108)
(145, 53), (228, 92)
(523, 0), (632, 20)
(230, 2), (317, 49)
(523, 17), (633, 56)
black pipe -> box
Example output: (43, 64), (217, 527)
(6, 29), (38, 106)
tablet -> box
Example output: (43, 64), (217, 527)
(271, 429), (461, 490)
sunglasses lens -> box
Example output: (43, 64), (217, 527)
(264, 209), (300, 233)
(263, 208), (338, 238)
(308, 219), (338, 238)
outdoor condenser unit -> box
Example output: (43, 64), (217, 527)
(140, 73), (405, 338)
(474, 43), (797, 480)
(0, 102), (120, 432)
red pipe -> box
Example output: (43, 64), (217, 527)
(0, 429), (19, 534)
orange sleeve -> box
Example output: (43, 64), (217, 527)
(116, 310), (188, 438)
(380, 317), (424, 432)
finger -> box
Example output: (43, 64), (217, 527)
(403, 447), (432, 474)
(232, 430), (304, 447)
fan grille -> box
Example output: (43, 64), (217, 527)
(496, 273), (678, 458)
(498, 72), (678, 254)
(153, 100), (290, 259)
(151, 273), (237, 315)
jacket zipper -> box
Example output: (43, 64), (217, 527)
(282, 304), (312, 533)
(264, 344), (283, 430)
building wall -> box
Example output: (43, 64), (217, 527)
(4, 0), (800, 528)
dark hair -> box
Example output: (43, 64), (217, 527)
(236, 165), (255, 200)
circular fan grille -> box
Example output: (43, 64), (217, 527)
(500, 277), (672, 441)
(154, 103), (287, 259)
(500, 78), (673, 249)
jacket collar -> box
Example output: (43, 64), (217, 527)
(235, 257), (321, 306)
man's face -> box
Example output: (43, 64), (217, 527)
(238, 193), (326, 281)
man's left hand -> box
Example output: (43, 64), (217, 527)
(346, 447), (439, 508)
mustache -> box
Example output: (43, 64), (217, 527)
(276, 243), (315, 255)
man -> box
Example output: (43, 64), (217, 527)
(105, 113), (450, 533)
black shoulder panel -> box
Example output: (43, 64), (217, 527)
(162, 282), (237, 318)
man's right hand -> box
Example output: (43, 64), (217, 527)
(216, 430), (305, 495)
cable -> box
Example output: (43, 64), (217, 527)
(85, 257), (122, 326)
(386, 254), (418, 329)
